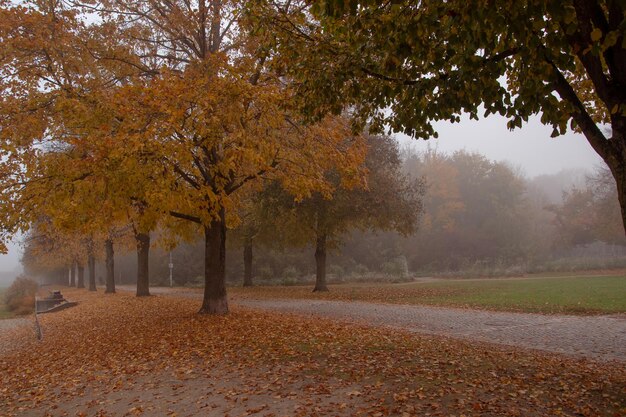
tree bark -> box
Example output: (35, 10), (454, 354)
(618, 174), (626, 234)
(550, 21), (626, 234)
(88, 254), (97, 291)
(243, 243), (253, 287)
(313, 233), (329, 292)
(605, 142), (626, 234)
(105, 239), (115, 294)
(135, 232), (151, 297)
(69, 263), (75, 287)
(77, 262), (85, 289)
(200, 209), (229, 314)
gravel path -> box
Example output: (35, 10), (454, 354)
(0, 317), (31, 356)
(120, 286), (626, 362)
(237, 299), (626, 362)
(0, 317), (29, 332)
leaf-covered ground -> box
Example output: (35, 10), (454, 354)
(230, 275), (626, 315)
(0, 289), (624, 416)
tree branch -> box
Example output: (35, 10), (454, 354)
(548, 60), (610, 159)
(169, 210), (201, 223)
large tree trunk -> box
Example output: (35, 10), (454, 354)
(604, 140), (626, 234)
(313, 233), (329, 292)
(77, 262), (85, 289)
(88, 254), (97, 291)
(135, 232), (150, 297)
(550, 28), (626, 234)
(243, 243), (253, 287)
(200, 209), (228, 314)
(69, 263), (75, 287)
(616, 169), (626, 234)
(105, 239), (115, 294)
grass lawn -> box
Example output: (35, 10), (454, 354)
(0, 287), (13, 320)
(231, 274), (626, 315)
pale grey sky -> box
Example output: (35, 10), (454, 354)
(0, 239), (22, 272)
(1, 238), (23, 275)
(0, 114), (605, 273)
(396, 113), (604, 177)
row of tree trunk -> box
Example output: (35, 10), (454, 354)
(241, 233), (329, 292)
(65, 232), (151, 297)
(63, 223), (329, 314)
(68, 256), (96, 290)
(198, 211), (329, 314)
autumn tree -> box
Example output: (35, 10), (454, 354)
(401, 149), (536, 270)
(0, 0), (366, 312)
(1, 122), (156, 295)
(260, 134), (424, 291)
(80, 0), (366, 313)
(229, 192), (264, 287)
(20, 221), (86, 286)
(262, 0), (626, 233)
(551, 187), (597, 246)
(550, 165), (625, 246)
(0, 1), (177, 297)
(587, 166), (626, 245)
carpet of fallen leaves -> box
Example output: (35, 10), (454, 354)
(231, 283), (468, 305)
(0, 288), (624, 417)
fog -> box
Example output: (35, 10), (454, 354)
(0, 114), (606, 279)
(397, 113), (604, 177)
(0, 240), (21, 285)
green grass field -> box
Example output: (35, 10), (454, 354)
(402, 275), (626, 314)
(0, 287), (13, 319)
(231, 274), (626, 315)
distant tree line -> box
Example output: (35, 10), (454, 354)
(4, 0), (625, 313)
(25, 148), (622, 289)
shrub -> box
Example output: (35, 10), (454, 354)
(329, 264), (345, 280)
(258, 266), (274, 281)
(282, 266), (299, 285)
(382, 256), (409, 279)
(183, 275), (204, 288)
(353, 264), (369, 276)
(4, 275), (38, 315)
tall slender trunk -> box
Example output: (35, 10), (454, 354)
(69, 263), (75, 287)
(243, 243), (253, 287)
(313, 233), (329, 292)
(105, 239), (115, 294)
(77, 262), (85, 288)
(136, 232), (150, 297)
(200, 209), (228, 314)
(88, 254), (97, 291)
(57, 268), (66, 286)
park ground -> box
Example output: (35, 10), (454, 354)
(0, 274), (625, 416)
(230, 272), (626, 315)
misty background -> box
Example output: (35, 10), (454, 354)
(1, 114), (609, 286)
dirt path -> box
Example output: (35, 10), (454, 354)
(237, 298), (626, 362)
(128, 286), (626, 362)
(0, 317), (32, 356)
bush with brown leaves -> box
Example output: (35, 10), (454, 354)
(4, 276), (38, 315)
